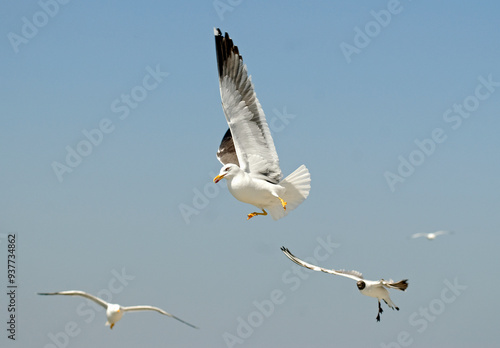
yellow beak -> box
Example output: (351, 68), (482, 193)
(213, 174), (225, 183)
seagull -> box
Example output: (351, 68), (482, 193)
(281, 247), (408, 322)
(411, 230), (453, 240)
(37, 290), (198, 330)
(212, 28), (311, 221)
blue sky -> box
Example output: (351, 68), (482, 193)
(1, 1), (499, 347)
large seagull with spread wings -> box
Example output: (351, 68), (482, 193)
(212, 28), (311, 220)
(281, 247), (408, 322)
(38, 290), (198, 330)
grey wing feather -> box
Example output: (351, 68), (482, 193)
(281, 247), (363, 281)
(37, 290), (109, 309)
(217, 128), (239, 166)
(122, 305), (198, 329)
(411, 233), (426, 239)
(434, 230), (451, 236)
(336, 269), (364, 280)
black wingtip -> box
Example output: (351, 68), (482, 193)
(214, 28), (242, 78)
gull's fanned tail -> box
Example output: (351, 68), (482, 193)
(385, 279), (409, 291)
(268, 165), (311, 220)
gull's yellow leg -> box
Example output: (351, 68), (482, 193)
(278, 197), (287, 210)
(247, 209), (268, 220)
(110, 323), (115, 329)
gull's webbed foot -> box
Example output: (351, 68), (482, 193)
(247, 209), (268, 220)
(278, 197), (287, 210)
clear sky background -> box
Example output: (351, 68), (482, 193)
(1, 1), (499, 347)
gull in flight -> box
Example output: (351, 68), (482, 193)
(411, 230), (453, 240)
(212, 28), (311, 220)
(38, 290), (198, 329)
(281, 247), (408, 322)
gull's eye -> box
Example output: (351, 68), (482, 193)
(225, 167), (230, 172)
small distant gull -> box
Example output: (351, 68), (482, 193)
(281, 247), (408, 322)
(38, 290), (198, 330)
(411, 230), (453, 240)
(212, 28), (311, 220)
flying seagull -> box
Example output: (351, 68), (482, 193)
(37, 290), (198, 329)
(212, 28), (311, 220)
(281, 247), (408, 322)
(411, 230), (453, 240)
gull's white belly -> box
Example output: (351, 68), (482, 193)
(226, 175), (283, 208)
(360, 283), (389, 300)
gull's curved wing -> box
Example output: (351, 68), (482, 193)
(433, 230), (451, 236)
(37, 290), (109, 309)
(214, 28), (282, 183)
(122, 305), (198, 329)
(411, 233), (426, 239)
(281, 247), (363, 281)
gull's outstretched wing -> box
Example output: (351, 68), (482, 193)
(281, 247), (363, 281)
(217, 128), (239, 166)
(38, 290), (109, 309)
(122, 305), (198, 329)
(411, 233), (427, 239)
(214, 28), (282, 183)
(433, 230), (452, 237)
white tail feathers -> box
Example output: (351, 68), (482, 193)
(268, 165), (311, 220)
